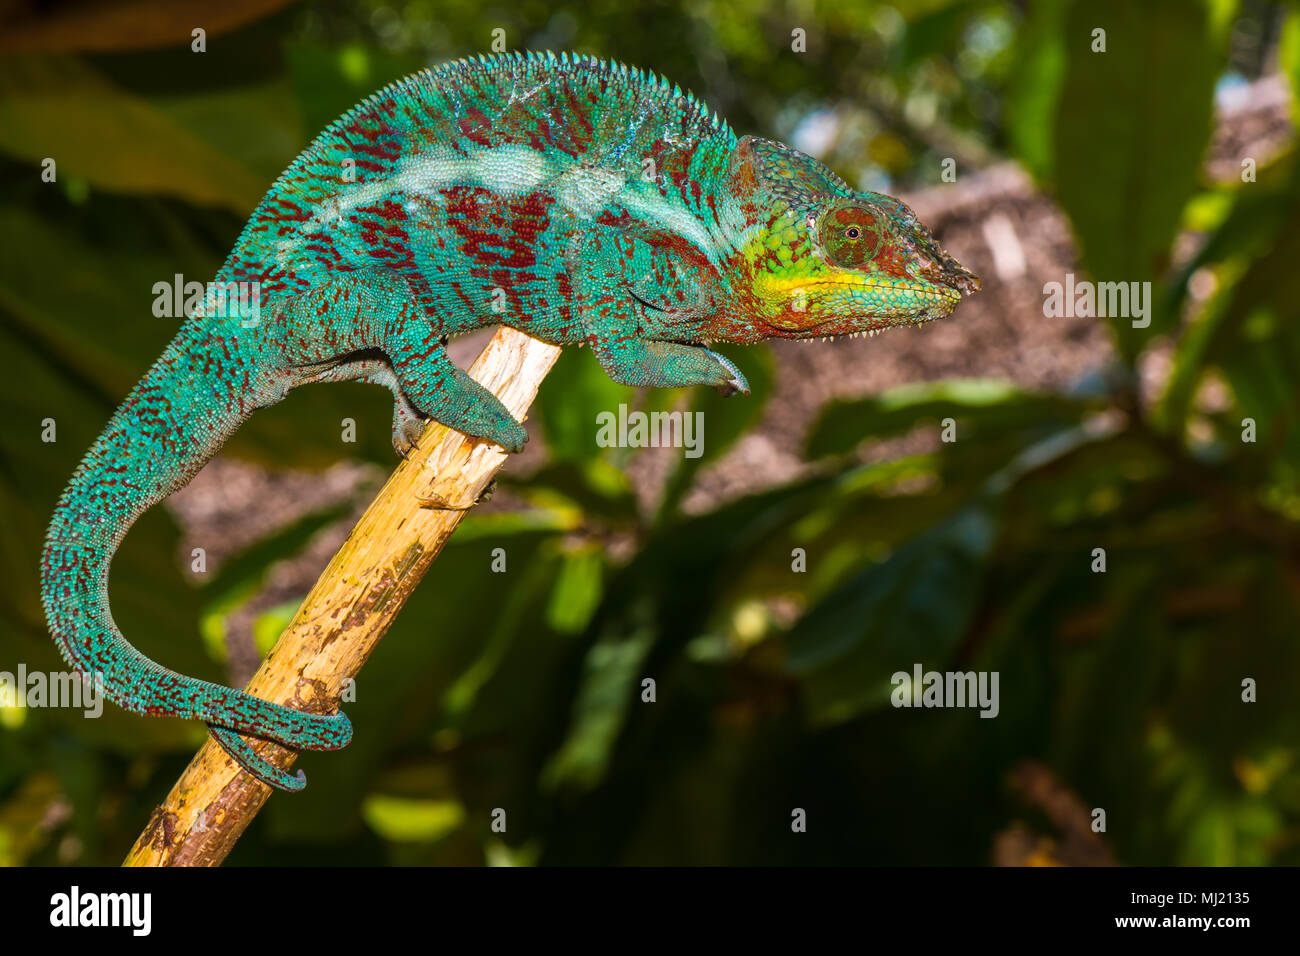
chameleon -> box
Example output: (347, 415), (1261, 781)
(40, 51), (979, 792)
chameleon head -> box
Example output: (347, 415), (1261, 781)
(722, 136), (980, 342)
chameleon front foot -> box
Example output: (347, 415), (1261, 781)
(587, 336), (751, 394)
(705, 349), (750, 396)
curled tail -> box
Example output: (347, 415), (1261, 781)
(39, 333), (350, 791)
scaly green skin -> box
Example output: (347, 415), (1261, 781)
(40, 51), (978, 791)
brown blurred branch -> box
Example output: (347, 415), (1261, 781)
(993, 761), (1117, 867)
(122, 327), (561, 867)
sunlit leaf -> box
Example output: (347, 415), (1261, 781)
(785, 503), (997, 725)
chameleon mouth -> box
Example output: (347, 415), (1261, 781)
(763, 266), (980, 342)
(928, 255), (982, 296)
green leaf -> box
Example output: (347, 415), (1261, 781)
(0, 55), (267, 213)
(361, 794), (465, 844)
(1281, 8), (1300, 125)
(546, 544), (605, 634)
(1051, 0), (1222, 355)
(1005, 0), (1067, 180)
(785, 503), (997, 725)
(897, 1), (977, 71)
(805, 378), (1086, 459)
(0, 0), (299, 55)
(1168, 205), (1300, 471)
(541, 626), (656, 792)
(1157, 152), (1300, 432)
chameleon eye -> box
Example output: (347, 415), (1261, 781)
(819, 203), (882, 269)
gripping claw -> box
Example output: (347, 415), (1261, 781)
(704, 349), (750, 395)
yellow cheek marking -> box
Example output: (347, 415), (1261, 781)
(754, 273), (957, 302)
(754, 274), (820, 298)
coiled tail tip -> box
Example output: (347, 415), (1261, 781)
(209, 725), (311, 792)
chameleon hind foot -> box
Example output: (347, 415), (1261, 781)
(286, 271), (529, 453)
(394, 359), (528, 452)
(385, 325), (528, 453)
(392, 400), (428, 458)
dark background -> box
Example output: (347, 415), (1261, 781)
(1, 0), (1298, 866)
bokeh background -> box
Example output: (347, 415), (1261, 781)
(1, 0), (1298, 865)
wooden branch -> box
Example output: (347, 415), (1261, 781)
(123, 327), (561, 867)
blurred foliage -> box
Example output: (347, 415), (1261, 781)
(1, 0), (1299, 866)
